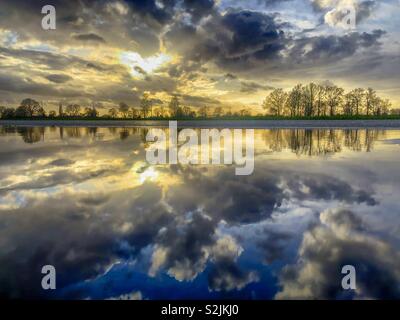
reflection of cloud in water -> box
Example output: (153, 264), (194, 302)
(0, 127), (399, 299)
(276, 209), (400, 300)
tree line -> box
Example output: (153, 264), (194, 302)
(0, 98), (99, 119)
(0, 85), (399, 120)
(262, 83), (396, 117)
(107, 94), (252, 119)
(0, 95), (251, 119)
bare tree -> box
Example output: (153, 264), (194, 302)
(343, 92), (354, 116)
(119, 102), (130, 118)
(315, 85), (326, 116)
(263, 89), (288, 116)
(66, 104), (81, 117)
(349, 88), (364, 116)
(140, 93), (152, 118)
(286, 84), (303, 117)
(58, 103), (64, 117)
(108, 108), (118, 118)
(198, 106), (208, 118)
(20, 98), (41, 117)
(168, 95), (180, 118)
(213, 106), (223, 117)
(303, 83), (317, 116)
(365, 88), (377, 116)
(325, 86), (344, 116)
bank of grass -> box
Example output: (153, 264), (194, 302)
(2, 114), (400, 121)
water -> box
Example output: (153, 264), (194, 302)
(0, 126), (399, 299)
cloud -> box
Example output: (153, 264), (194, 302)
(72, 33), (106, 43)
(256, 229), (292, 264)
(133, 65), (147, 75)
(0, 128), (396, 299)
(0, 182), (171, 299)
(149, 212), (215, 281)
(288, 30), (385, 64)
(166, 165), (378, 226)
(48, 158), (76, 166)
(0, 0), (398, 109)
(208, 236), (259, 291)
(45, 74), (73, 84)
(276, 208), (400, 299)
(240, 81), (274, 93)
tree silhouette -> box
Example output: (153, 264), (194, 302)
(140, 93), (152, 118)
(66, 104), (81, 116)
(168, 95), (180, 118)
(263, 89), (287, 116)
(118, 102), (130, 118)
(108, 108), (118, 118)
(20, 98), (41, 117)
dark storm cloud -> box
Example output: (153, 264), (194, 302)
(124, 0), (177, 26)
(134, 65), (147, 75)
(276, 208), (400, 299)
(0, 0), (165, 56)
(182, 0), (216, 21)
(48, 158), (76, 166)
(165, 7), (385, 79)
(45, 74), (73, 83)
(224, 73), (237, 80)
(288, 30), (385, 64)
(203, 10), (287, 63)
(72, 33), (106, 43)
(164, 9), (288, 70)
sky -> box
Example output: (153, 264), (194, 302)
(0, 0), (399, 113)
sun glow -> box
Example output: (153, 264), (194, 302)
(120, 51), (171, 77)
(139, 167), (159, 183)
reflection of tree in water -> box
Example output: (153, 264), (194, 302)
(65, 127), (82, 138)
(17, 127), (45, 144)
(6, 126), (386, 153)
(85, 127), (98, 138)
(263, 129), (386, 155)
(0, 126), (18, 135)
(119, 128), (130, 140)
(344, 129), (383, 152)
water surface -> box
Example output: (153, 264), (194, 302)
(0, 126), (399, 299)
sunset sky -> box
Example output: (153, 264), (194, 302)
(0, 0), (399, 113)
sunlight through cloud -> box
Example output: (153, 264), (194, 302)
(120, 51), (171, 78)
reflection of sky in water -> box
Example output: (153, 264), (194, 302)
(0, 126), (399, 300)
